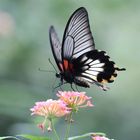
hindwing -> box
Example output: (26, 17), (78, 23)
(72, 50), (125, 90)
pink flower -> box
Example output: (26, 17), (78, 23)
(57, 91), (93, 112)
(30, 99), (70, 131)
(91, 135), (113, 140)
(0, 11), (15, 36)
(31, 99), (69, 117)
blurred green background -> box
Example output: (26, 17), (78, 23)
(0, 0), (139, 140)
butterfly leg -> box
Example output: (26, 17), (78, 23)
(59, 83), (64, 91)
(70, 84), (75, 91)
(75, 84), (79, 92)
(53, 81), (68, 91)
(53, 82), (63, 91)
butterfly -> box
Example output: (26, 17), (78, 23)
(49, 7), (125, 91)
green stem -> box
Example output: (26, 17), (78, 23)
(68, 132), (106, 140)
(51, 119), (60, 140)
(64, 113), (73, 140)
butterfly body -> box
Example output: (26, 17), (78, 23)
(60, 59), (91, 87)
(61, 70), (74, 84)
(49, 7), (125, 90)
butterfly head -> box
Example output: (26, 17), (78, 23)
(56, 73), (61, 78)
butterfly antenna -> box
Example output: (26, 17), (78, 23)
(38, 68), (55, 73)
(48, 58), (58, 73)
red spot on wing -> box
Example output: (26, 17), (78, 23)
(63, 59), (74, 72)
(63, 59), (69, 70)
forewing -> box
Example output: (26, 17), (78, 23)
(49, 26), (63, 71)
(62, 7), (95, 62)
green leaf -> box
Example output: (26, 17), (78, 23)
(17, 135), (51, 140)
(0, 136), (19, 140)
(0, 135), (51, 140)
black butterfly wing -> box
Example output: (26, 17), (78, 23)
(49, 7), (125, 90)
(62, 7), (95, 70)
(72, 50), (125, 90)
(49, 26), (63, 71)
